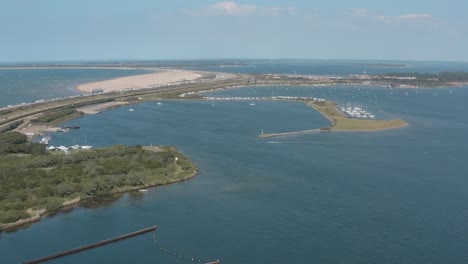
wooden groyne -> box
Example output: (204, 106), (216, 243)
(23, 225), (156, 264)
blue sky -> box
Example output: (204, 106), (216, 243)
(1, 0), (467, 62)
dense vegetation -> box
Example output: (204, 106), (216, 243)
(31, 106), (81, 124)
(0, 132), (196, 226)
(0, 120), (23, 133)
(0, 132), (46, 155)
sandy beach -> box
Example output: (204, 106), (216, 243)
(76, 101), (129, 115)
(76, 69), (205, 93)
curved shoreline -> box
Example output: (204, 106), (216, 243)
(259, 100), (408, 138)
(0, 169), (197, 232)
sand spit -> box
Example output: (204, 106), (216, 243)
(77, 101), (129, 115)
(76, 69), (203, 93)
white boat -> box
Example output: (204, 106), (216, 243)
(70, 144), (81, 150)
(139, 189), (148, 192)
(129, 108), (135, 112)
(157, 102), (162, 105)
(57, 146), (68, 151)
(40, 136), (52, 145)
(46, 146), (56, 151)
(81, 136), (92, 149)
(249, 103), (256, 106)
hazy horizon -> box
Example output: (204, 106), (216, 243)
(2, 0), (468, 62)
(1, 58), (468, 65)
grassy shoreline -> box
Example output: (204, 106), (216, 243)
(307, 100), (408, 131)
(259, 99), (407, 138)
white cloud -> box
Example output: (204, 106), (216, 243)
(397, 13), (432, 21)
(375, 13), (433, 25)
(212, 1), (256, 16)
(185, 1), (295, 17)
(347, 8), (437, 28)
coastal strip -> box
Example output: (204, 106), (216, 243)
(0, 76), (249, 136)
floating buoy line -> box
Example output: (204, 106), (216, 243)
(152, 229), (220, 264)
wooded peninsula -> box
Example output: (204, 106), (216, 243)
(0, 132), (197, 230)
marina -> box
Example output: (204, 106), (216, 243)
(339, 104), (375, 119)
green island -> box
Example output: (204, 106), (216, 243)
(259, 99), (408, 138)
(0, 132), (197, 231)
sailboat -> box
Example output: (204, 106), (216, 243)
(70, 137), (80, 150)
(81, 136), (93, 149)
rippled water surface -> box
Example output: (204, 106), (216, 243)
(2, 84), (468, 263)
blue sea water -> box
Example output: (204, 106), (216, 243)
(1, 62), (468, 263)
(0, 68), (150, 107)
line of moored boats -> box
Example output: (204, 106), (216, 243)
(46, 145), (93, 151)
(39, 136), (92, 152)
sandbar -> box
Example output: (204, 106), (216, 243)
(76, 69), (204, 93)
